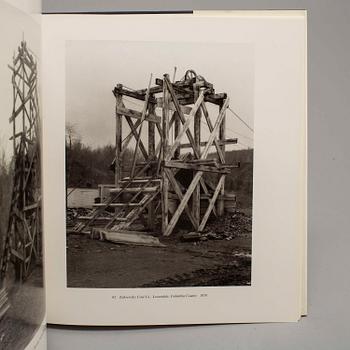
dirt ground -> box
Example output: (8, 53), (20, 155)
(0, 267), (45, 350)
(67, 211), (252, 288)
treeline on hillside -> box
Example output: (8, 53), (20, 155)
(224, 149), (253, 208)
(0, 152), (13, 254)
(66, 137), (253, 208)
(66, 141), (115, 188)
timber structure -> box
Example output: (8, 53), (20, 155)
(0, 41), (41, 281)
(73, 70), (239, 237)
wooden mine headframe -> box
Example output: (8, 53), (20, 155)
(0, 41), (41, 281)
(73, 69), (239, 237)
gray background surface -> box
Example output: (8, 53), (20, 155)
(44, 1), (350, 349)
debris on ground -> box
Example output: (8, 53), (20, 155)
(91, 228), (166, 247)
(66, 208), (114, 229)
(179, 211), (252, 242)
(204, 211), (252, 240)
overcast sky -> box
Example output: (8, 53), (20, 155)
(0, 0), (40, 160)
(66, 40), (254, 151)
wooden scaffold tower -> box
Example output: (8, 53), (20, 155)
(0, 41), (41, 281)
(73, 69), (239, 237)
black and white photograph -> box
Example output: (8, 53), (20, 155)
(65, 40), (254, 289)
(0, 1), (44, 349)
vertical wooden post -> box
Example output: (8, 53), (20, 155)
(218, 100), (226, 216)
(148, 101), (156, 230)
(193, 82), (202, 229)
(174, 111), (180, 159)
(115, 84), (123, 187)
(161, 75), (170, 233)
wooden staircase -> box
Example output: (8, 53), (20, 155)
(72, 177), (161, 234)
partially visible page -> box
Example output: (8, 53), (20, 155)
(0, 1), (46, 349)
(43, 11), (306, 326)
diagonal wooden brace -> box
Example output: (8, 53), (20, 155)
(198, 175), (225, 231)
(163, 75), (200, 159)
(163, 171), (204, 236)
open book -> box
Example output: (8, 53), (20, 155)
(0, 1), (307, 349)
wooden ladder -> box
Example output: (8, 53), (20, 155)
(72, 177), (161, 233)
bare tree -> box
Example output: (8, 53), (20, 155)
(65, 122), (80, 149)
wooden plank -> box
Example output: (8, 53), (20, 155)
(120, 176), (160, 182)
(164, 161), (231, 174)
(198, 175), (225, 231)
(113, 86), (157, 104)
(23, 202), (39, 211)
(93, 203), (141, 208)
(110, 186), (158, 193)
(95, 229), (165, 247)
(179, 138), (237, 149)
(205, 93), (227, 105)
(116, 106), (160, 124)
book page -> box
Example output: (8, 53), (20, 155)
(0, 1), (47, 349)
(42, 11), (306, 325)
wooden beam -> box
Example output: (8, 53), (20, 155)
(178, 138), (237, 149)
(164, 161), (232, 174)
(116, 106), (161, 124)
(115, 84), (123, 186)
(198, 175), (225, 231)
(218, 100), (227, 216)
(113, 86), (157, 104)
(161, 76), (170, 233)
(205, 93), (227, 105)
(148, 102), (156, 230)
(174, 111), (181, 159)
(193, 83), (202, 229)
